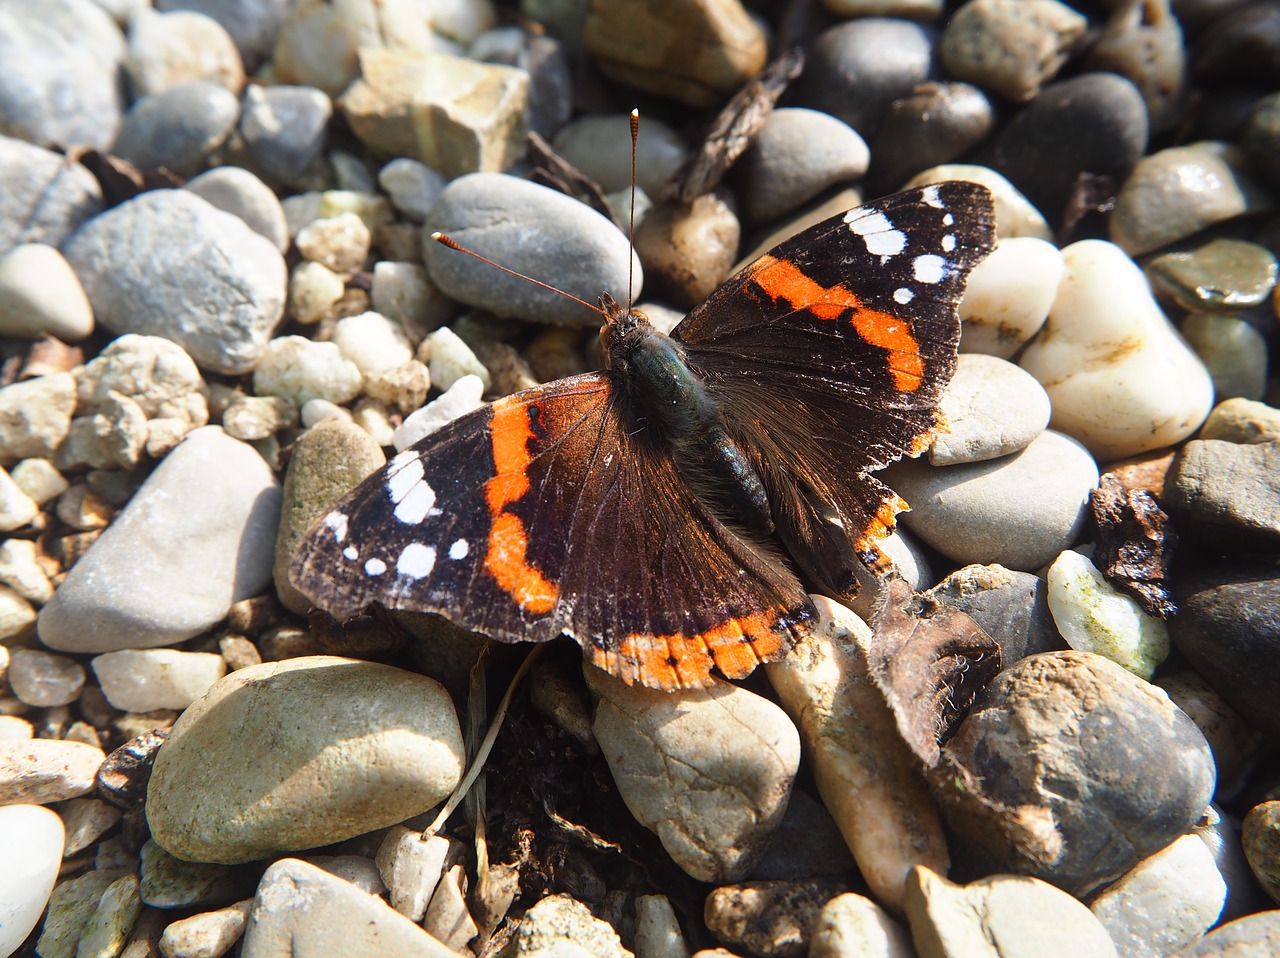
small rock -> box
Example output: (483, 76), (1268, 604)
(92, 649), (227, 712)
(1158, 672), (1260, 797)
(0, 372), (77, 463)
(59, 797), (122, 856)
(0, 244), (94, 341)
(1171, 911), (1280, 957)
(809, 893), (912, 958)
(376, 826), (453, 922)
(365, 360), (431, 415)
(35, 868), (134, 958)
(1145, 237), (1278, 315)
(422, 862), (476, 952)
(157, 898), (253, 958)
(10, 458), (70, 506)
(941, 0), (1087, 103)
(295, 211), (371, 274)
(288, 261), (346, 328)
(586, 665), (800, 883)
(0, 584), (37, 640)
(506, 893), (633, 958)
(331, 310), (413, 374)
(1088, 0), (1186, 133)
(7, 649), (85, 707)
(957, 237), (1062, 359)
(222, 394), (298, 442)
(0, 135), (103, 255)
(378, 158), (446, 223)
(146, 656), (464, 863)
(0, 539), (53, 605)
(77, 334), (209, 429)
(124, 8), (244, 96)
(1200, 397), (1280, 444)
(552, 113), (687, 198)
(0, 804), (65, 958)
(635, 894), (689, 958)
(0, 737), (104, 804)
(392, 374), (486, 448)
(868, 82), (995, 194)
(139, 838), (250, 909)
(371, 261), (453, 335)
(931, 354), (1050, 465)
(185, 166), (289, 252)
(0, 467), (39, 531)
(238, 83), (331, 186)
(925, 564), (1064, 663)
(252, 335), (364, 407)
(704, 877), (849, 958)
(1244, 801), (1280, 904)
(634, 193), (739, 309)
(1168, 440), (1280, 549)
(111, 80), (241, 176)
(1182, 313), (1268, 402)
(75, 873), (141, 958)
(421, 326), (490, 392)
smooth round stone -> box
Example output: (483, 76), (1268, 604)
(185, 166), (289, 252)
(1146, 237), (1278, 314)
(1173, 911), (1280, 957)
(92, 649), (227, 712)
(904, 164), (1053, 240)
(867, 82), (995, 193)
(425, 173), (642, 326)
(239, 84), (332, 186)
(1192, 1), (1280, 85)
(906, 867), (1117, 958)
(0, 0), (126, 151)
(0, 136), (102, 255)
(1110, 143), (1274, 257)
(957, 236), (1063, 358)
(635, 894), (689, 958)
(0, 243), (94, 341)
(111, 80), (241, 176)
(331, 311), (412, 375)
(0, 804), (65, 958)
(633, 192), (738, 309)
(253, 335), (364, 406)
(977, 73), (1149, 229)
(7, 649), (85, 707)
(1182, 313), (1268, 402)
(157, 900), (253, 958)
(1046, 549), (1170, 680)
(809, 892), (912, 958)
(62, 190), (285, 375)
(940, 0), (1088, 103)
(586, 665), (800, 884)
(924, 564), (1064, 665)
(124, 8), (244, 96)
(147, 656), (465, 864)
(1200, 397), (1280, 444)
(1169, 440), (1280, 549)
(1086, 0), (1186, 134)
(886, 430), (1099, 572)
(0, 738), (104, 804)
(1243, 802), (1280, 905)
(944, 651), (1216, 896)
(155, 0), (290, 70)
(931, 354), (1051, 465)
(552, 113), (687, 199)
(793, 18), (937, 138)
(371, 260), (453, 333)
(738, 109), (869, 226)
(37, 427), (280, 653)
(378, 158), (446, 224)
(1019, 239), (1214, 461)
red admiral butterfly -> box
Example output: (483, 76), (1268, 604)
(289, 182), (995, 690)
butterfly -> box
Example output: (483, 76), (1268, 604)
(289, 181), (996, 690)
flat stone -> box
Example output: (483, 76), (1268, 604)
(74, 873), (141, 958)
(37, 427), (280, 653)
(0, 738), (104, 804)
(146, 656), (464, 863)
(1145, 237), (1278, 314)
(0, 135), (102, 256)
(931, 354), (1050, 465)
(92, 649), (227, 712)
(0, 804), (65, 958)
(139, 838), (254, 908)
(1168, 440), (1280, 549)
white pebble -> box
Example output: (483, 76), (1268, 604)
(0, 716), (33, 740)
(222, 395), (299, 441)
(392, 375), (486, 450)
(253, 335), (364, 406)
(0, 585), (36, 640)
(352, 398), (397, 447)
(959, 238), (1064, 359)
(331, 311), (413, 374)
(91, 649), (228, 712)
(7, 649), (85, 707)
(158, 899), (253, 958)
(0, 244), (95, 341)
(0, 805), (65, 957)
(421, 327), (491, 391)
(378, 158), (446, 222)
(300, 399), (354, 428)
(9, 459), (70, 507)
(0, 467), (39, 531)
(294, 211), (371, 273)
(288, 260), (346, 325)
(0, 538), (54, 604)
(1046, 550), (1170, 680)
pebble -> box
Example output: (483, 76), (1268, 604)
(7, 648), (85, 707)
(238, 83), (332, 186)
(738, 109), (869, 226)
(422, 862), (476, 951)
(371, 261), (454, 336)
(1168, 564), (1280, 736)
(942, 651), (1216, 896)
(252, 335), (364, 406)
(10, 458), (69, 506)
(904, 866), (1118, 958)
(75, 873), (141, 958)
(1191, 1), (1280, 85)
(392, 374), (487, 449)
(0, 804), (65, 958)
(0, 737), (105, 804)
(808, 893), (912, 958)
(242, 857), (459, 958)
(0, 716), (32, 739)
(35, 868), (135, 958)
(62, 190), (286, 375)
(339, 47), (528, 178)
(77, 334), (209, 432)
(507, 893), (633, 958)
(184, 166), (289, 252)
(931, 354), (1051, 465)
(794, 18), (937, 138)
(37, 427), (281, 652)
(0, 0), (125, 152)
(704, 876), (850, 958)
(0, 243), (94, 341)
(1145, 237), (1278, 315)
(867, 83), (995, 194)
(1020, 239), (1214, 460)
(146, 655), (464, 863)
(1169, 439), (1280, 549)
(1158, 672), (1260, 798)
(376, 827), (452, 921)
(904, 164), (1053, 240)
(1182, 313), (1268, 402)
(222, 394), (298, 441)
(1091, 834), (1227, 958)
(425, 173), (642, 326)
(0, 467), (40, 531)
(1200, 397), (1280, 444)
(940, 0), (1088, 103)
(583, 0), (765, 109)
(1172, 911), (1280, 957)
(157, 899), (253, 958)
(1243, 91), (1280, 188)
(60, 797), (122, 856)
(139, 838), (252, 909)
(0, 136), (103, 255)
(421, 326), (490, 392)
(111, 80), (241, 176)
(1244, 801), (1280, 905)
(767, 597), (946, 911)
(633, 192), (739, 309)
(634, 894), (688, 958)
(0, 372), (77, 463)
(287, 260), (345, 326)
(330, 311), (413, 376)
(957, 236), (1062, 358)
(586, 665), (800, 884)
(92, 649), (227, 712)
(378, 158), (446, 223)
(552, 113), (688, 198)
(0, 583), (37, 640)
(124, 7), (243, 97)
(886, 429), (1098, 572)
(925, 563), (1063, 664)
(1110, 143), (1274, 257)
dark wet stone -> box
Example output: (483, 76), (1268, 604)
(1145, 238), (1278, 314)
(1193, 0), (1280, 87)
(924, 564), (1064, 665)
(867, 82), (995, 193)
(1243, 91), (1280, 189)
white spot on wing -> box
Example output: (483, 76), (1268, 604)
(397, 543), (437, 580)
(385, 453), (436, 524)
(913, 254), (948, 284)
(365, 557), (387, 576)
(324, 512), (349, 544)
(942, 212), (955, 226)
(844, 208), (907, 257)
(942, 234), (956, 252)
(894, 287), (914, 304)
(922, 185), (944, 208)
(343, 546), (359, 560)
(449, 539), (469, 560)
(394, 482), (436, 524)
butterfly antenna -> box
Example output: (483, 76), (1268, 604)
(430, 232), (609, 321)
(628, 107), (639, 309)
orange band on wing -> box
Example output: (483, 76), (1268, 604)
(748, 254), (926, 392)
(484, 399), (558, 615)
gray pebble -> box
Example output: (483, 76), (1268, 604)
(1182, 312), (1268, 402)
(155, 0), (289, 71)
(1144, 237), (1278, 314)
(0, 135), (102, 256)
(425, 172), (642, 326)
(0, 0), (126, 151)
(924, 563), (1065, 665)
(867, 82), (995, 193)
(238, 84), (332, 186)
(377, 158), (446, 224)
(930, 353), (1051, 465)
(139, 838), (253, 908)
(124, 8), (244, 98)
(62, 189), (286, 374)
(553, 113), (688, 198)
(886, 430), (1099, 572)
(472, 26), (572, 138)
(739, 109), (869, 226)
(37, 426), (281, 653)
(1168, 439), (1280, 549)
(185, 166), (289, 251)
(1172, 910), (1280, 957)
(111, 80), (240, 176)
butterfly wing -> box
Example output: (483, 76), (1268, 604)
(672, 182), (996, 595)
(289, 372), (813, 690)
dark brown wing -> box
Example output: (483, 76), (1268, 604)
(289, 373), (813, 690)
